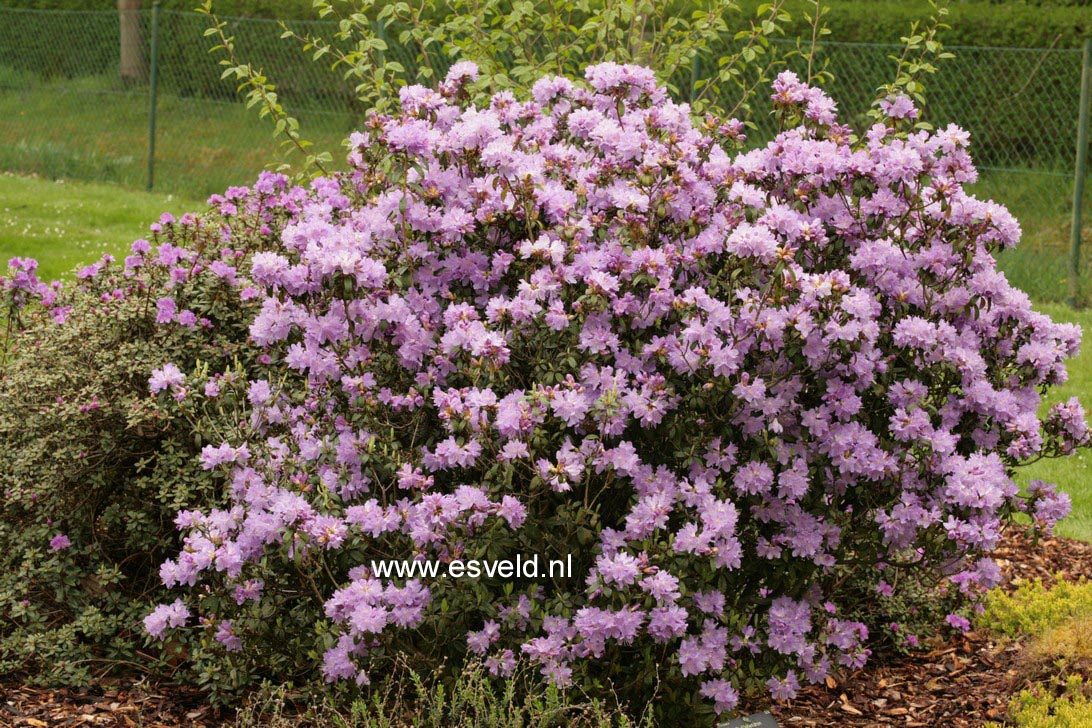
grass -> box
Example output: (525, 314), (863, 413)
(0, 71), (351, 200)
(0, 173), (203, 281)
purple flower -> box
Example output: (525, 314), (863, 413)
(144, 599), (190, 639)
(880, 95), (919, 120)
(176, 310), (198, 328)
(495, 495), (527, 529)
(1027, 480), (1072, 534)
(766, 670), (801, 701)
(767, 597), (811, 656)
(647, 606), (688, 643)
(215, 620), (243, 652)
(700, 678), (740, 714)
(148, 363), (185, 394)
(945, 614), (971, 633)
(467, 620), (500, 654)
(485, 649), (517, 677)
(155, 297), (176, 324)
(49, 534), (71, 551)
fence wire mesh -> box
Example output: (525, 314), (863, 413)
(0, 7), (1089, 300)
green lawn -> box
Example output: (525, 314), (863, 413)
(0, 71), (351, 200)
(0, 173), (203, 281)
(0, 172), (1089, 540)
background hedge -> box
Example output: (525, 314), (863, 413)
(7, 0), (1090, 47)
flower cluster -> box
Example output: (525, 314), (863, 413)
(1, 257), (64, 321)
(145, 65), (1084, 715)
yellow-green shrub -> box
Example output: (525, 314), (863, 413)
(981, 579), (1092, 640)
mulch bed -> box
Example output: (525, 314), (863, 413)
(2, 531), (1090, 728)
(0, 683), (216, 728)
(765, 530), (1092, 727)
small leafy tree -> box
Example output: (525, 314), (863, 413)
(201, 0), (957, 181)
(199, 0), (803, 176)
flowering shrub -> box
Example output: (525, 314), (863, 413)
(0, 175), (304, 685)
(143, 63), (1085, 719)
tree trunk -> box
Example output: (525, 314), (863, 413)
(118, 0), (146, 85)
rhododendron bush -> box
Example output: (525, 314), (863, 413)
(138, 62), (1084, 716)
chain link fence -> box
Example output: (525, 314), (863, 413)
(0, 6), (1089, 301)
(0, 8), (363, 199)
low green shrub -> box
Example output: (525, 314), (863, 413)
(834, 560), (968, 655)
(1, 0), (315, 17)
(229, 659), (652, 728)
(0, 174), (299, 685)
(980, 579), (1092, 728)
(793, 1), (1091, 49)
(990, 676), (1092, 728)
(980, 579), (1092, 639)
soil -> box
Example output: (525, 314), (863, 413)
(2, 530), (1090, 727)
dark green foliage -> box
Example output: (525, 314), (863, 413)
(834, 559), (968, 656)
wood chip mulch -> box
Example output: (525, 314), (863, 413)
(764, 530), (1092, 727)
(1, 530), (1089, 728)
(0, 681), (219, 727)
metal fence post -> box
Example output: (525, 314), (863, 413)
(1068, 37), (1092, 307)
(146, 0), (161, 191)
